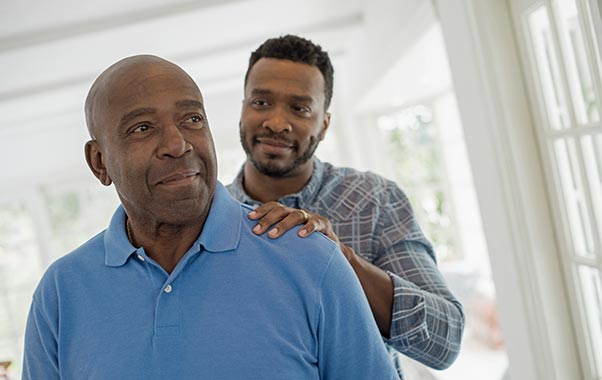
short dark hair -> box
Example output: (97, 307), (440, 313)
(245, 34), (334, 109)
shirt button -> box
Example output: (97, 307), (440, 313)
(137, 254), (145, 262)
(164, 284), (173, 293)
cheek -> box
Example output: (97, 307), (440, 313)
(240, 110), (263, 130)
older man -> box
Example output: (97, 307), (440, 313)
(22, 55), (398, 380)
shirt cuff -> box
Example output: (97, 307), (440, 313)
(383, 271), (430, 348)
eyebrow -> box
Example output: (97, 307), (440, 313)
(250, 88), (273, 96)
(288, 94), (314, 104)
(119, 107), (156, 128)
(250, 88), (314, 103)
(175, 99), (205, 109)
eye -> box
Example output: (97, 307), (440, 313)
(292, 105), (311, 114)
(251, 99), (270, 108)
(188, 114), (204, 123)
(181, 113), (205, 129)
(131, 123), (151, 133)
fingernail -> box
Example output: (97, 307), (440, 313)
(249, 211), (257, 218)
(253, 224), (261, 233)
(268, 228), (278, 237)
(299, 229), (307, 237)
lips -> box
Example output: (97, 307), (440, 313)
(256, 137), (294, 148)
(157, 169), (199, 185)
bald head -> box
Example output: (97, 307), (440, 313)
(85, 55), (200, 140)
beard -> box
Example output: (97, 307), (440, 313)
(240, 129), (320, 178)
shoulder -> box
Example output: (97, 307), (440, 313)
(32, 231), (106, 305)
(322, 162), (404, 196)
(317, 162), (409, 218)
(238, 202), (341, 276)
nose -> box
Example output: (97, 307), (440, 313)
(157, 124), (192, 159)
(263, 106), (292, 133)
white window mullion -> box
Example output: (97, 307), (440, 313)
(546, 122), (601, 138)
(572, 253), (602, 267)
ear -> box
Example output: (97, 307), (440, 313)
(319, 112), (331, 141)
(85, 140), (112, 186)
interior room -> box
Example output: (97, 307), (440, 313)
(0, 0), (599, 379)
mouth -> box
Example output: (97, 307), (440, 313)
(157, 170), (200, 186)
(255, 137), (294, 155)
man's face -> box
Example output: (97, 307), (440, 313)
(87, 60), (217, 225)
(240, 58), (330, 178)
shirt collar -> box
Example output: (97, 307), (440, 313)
(230, 157), (325, 208)
(104, 181), (242, 267)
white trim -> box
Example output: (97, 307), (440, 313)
(511, 0), (602, 377)
(434, 0), (582, 379)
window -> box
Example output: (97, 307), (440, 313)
(523, 0), (602, 377)
(373, 96), (508, 380)
(0, 183), (119, 380)
(0, 201), (43, 380)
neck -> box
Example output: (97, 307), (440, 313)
(126, 216), (205, 274)
(242, 160), (313, 203)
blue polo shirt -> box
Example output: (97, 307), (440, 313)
(23, 182), (398, 380)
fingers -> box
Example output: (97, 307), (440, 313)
(267, 212), (313, 238)
(247, 201), (281, 220)
(247, 202), (334, 239)
(248, 202), (295, 236)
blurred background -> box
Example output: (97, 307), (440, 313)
(0, 0), (600, 379)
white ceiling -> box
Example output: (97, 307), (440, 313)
(0, 0), (448, 189)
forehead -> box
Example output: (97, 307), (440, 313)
(245, 58), (325, 100)
(95, 63), (203, 126)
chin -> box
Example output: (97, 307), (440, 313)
(161, 202), (207, 225)
(162, 189), (214, 224)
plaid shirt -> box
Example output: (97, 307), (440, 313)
(227, 158), (464, 378)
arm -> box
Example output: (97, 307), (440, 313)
(372, 184), (465, 369)
(317, 245), (399, 380)
(377, 240), (464, 369)
(22, 300), (60, 380)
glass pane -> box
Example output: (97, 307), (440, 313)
(554, 0), (600, 124)
(0, 295), (12, 337)
(577, 265), (602, 377)
(7, 291), (32, 334)
(376, 97), (508, 379)
(377, 105), (457, 261)
(554, 138), (595, 257)
(42, 184), (119, 261)
(529, 6), (571, 130)
(581, 133), (602, 253)
(0, 340), (18, 380)
(0, 201), (41, 380)
(0, 202), (42, 289)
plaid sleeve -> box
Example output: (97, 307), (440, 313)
(373, 184), (465, 370)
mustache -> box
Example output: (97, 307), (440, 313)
(253, 132), (296, 147)
(150, 158), (204, 185)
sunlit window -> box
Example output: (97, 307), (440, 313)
(525, 1), (602, 377)
(0, 202), (43, 380)
(0, 183), (119, 380)
(373, 94), (508, 380)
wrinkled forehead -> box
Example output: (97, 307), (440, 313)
(88, 57), (203, 137)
